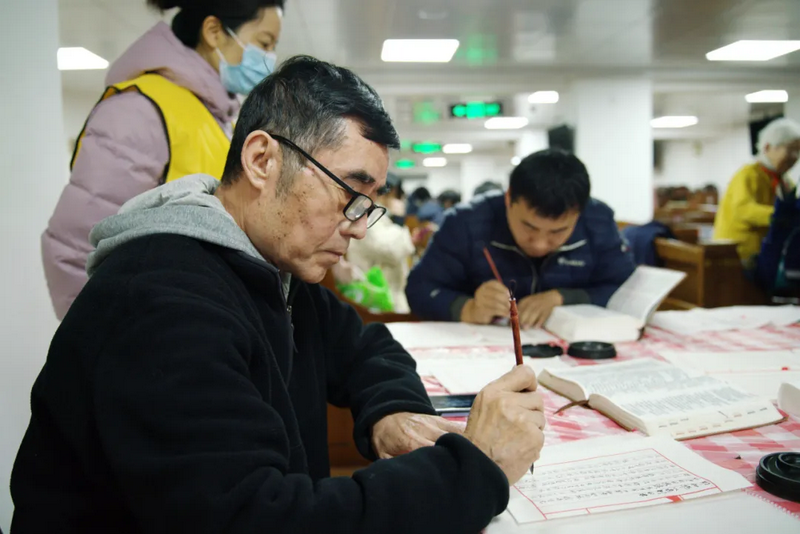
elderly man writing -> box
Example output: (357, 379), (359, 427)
(714, 117), (800, 268)
(11, 56), (545, 534)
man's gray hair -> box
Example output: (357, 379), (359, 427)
(757, 118), (800, 154)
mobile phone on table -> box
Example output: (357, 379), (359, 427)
(429, 394), (477, 415)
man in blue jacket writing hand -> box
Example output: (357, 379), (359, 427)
(406, 148), (636, 327)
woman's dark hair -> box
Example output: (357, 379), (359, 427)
(221, 56), (400, 186)
(147, 0), (286, 48)
(509, 148), (590, 218)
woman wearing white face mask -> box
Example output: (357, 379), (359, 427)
(43, 0), (285, 320)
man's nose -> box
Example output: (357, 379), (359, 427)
(529, 240), (550, 255)
(342, 215), (368, 240)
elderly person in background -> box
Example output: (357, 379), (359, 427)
(714, 118), (800, 267)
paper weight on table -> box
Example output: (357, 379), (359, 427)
(522, 343), (564, 358)
(567, 341), (617, 360)
(756, 452), (800, 503)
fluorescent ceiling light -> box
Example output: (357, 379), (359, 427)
(706, 40), (800, 61)
(745, 90), (789, 103)
(651, 116), (699, 129)
(511, 156), (522, 166)
(442, 143), (473, 154)
(423, 157), (448, 167)
(485, 117), (529, 130)
(381, 39), (460, 62)
(528, 91), (559, 104)
(57, 47), (109, 70)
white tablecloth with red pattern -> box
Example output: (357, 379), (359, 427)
(416, 324), (800, 521)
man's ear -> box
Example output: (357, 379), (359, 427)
(240, 131), (281, 192)
(505, 189), (512, 210)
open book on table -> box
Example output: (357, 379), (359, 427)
(538, 358), (784, 439)
(544, 266), (686, 342)
(659, 349), (800, 401)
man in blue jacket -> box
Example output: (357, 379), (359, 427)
(406, 149), (636, 327)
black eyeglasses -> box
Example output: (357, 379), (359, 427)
(269, 133), (387, 229)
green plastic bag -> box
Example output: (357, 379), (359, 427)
(337, 266), (394, 312)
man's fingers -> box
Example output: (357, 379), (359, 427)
(490, 300), (511, 317)
(486, 280), (510, 295)
(428, 417), (466, 435)
(477, 295), (510, 318)
(520, 307), (537, 329)
(509, 390), (545, 413)
(486, 364), (538, 393)
(523, 409), (547, 431)
(405, 429), (438, 449)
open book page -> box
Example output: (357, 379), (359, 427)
(540, 359), (706, 398)
(659, 350), (800, 400)
(606, 266), (686, 324)
(698, 305), (800, 329)
(601, 382), (780, 439)
(650, 305), (800, 335)
(385, 322), (556, 350)
(419, 353), (569, 394)
(539, 359), (783, 438)
(507, 435), (751, 524)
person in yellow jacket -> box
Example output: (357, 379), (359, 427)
(43, 0), (285, 319)
(714, 118), (800, 267)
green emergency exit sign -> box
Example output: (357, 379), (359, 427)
(450, 101), (503, 119)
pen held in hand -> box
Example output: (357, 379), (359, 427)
(482, 247), (524, 366)
(482, 247), (534, 474)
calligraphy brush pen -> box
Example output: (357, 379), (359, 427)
(482, 247), (534, 475)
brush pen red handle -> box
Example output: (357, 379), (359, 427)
(483, 247), (534, 475)
(509, 297), (524, 366)
(483, 247), (524, 366)
(482, 247), (504, 285)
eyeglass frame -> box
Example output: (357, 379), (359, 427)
(268, 133), (387, 228)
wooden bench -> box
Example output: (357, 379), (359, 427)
(654, 238), (768, 308)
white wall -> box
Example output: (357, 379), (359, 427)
(574, 78), (654, 223)
(654, 126), (752, 196)
(403, 158), (512, 202)
(786, 90), (800, 184)
(424, 164), (462, 196)
(0, 0), (64, 529)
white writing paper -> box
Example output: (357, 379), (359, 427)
(507, 436), (750, 524)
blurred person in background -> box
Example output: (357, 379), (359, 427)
(700, 184), (719, 205)
(347, 183), (416, 313)
(473, 180), (503, 197)
(383, 173), (407, 225)
(416, 189), (461, 227)
(406, 186), (432, 217)
(714, 118), (800, 268)
(438, 189), (461, 210)
(42, 0), (285, 319)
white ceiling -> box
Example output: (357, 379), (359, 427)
(58, 0), (800, 164)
